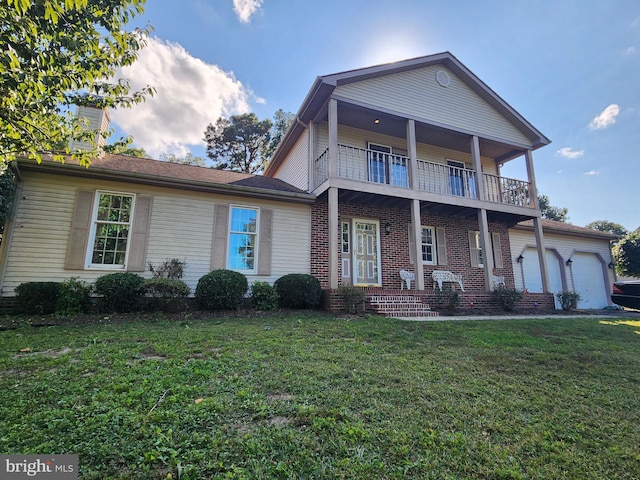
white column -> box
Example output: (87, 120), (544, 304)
(478, 209), (494, 291)
(533, 217), (550, 292)
(328, 98), (338, 179)
(328, 187), (339, 289)
(308, 121), (315, 192)
(411, 199), (425, 290)
(470, 135), (485, 200)
(525, 149), (539, 208)
(406, 119), (418, 190)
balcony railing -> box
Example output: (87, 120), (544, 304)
(314, 144), (532, 208)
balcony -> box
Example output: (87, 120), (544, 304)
(314, 145), (532, 208)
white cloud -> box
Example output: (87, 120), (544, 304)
(584, 170), (599, 176)
(633, 16), (640, 28)
(233, 0), (263, 23)
(556, 147), (584, 159)
(625, 46), (636, 56)
(588, 104), (620, 130)
(110, 38), (251, 157)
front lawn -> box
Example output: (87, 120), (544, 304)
(1, 313), (639, 479)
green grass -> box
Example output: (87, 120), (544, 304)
(1, 313), (639, 479)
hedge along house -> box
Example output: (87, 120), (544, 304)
(0, 154), (315, 299)
(264, 52), (555, 314)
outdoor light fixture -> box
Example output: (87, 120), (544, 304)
(384, 222), (391, 235)
(374, 118), (381, 124)
(609, 262), (615, 269)
(566, 258), (573, 266)
(516, 254), (524, 263)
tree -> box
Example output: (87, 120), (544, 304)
(613, 228), (640, 277)
(103, 144), (147, 158)
(0, 166), (15, 234)
(204, 113), (273, 174)
(0, 0), (154, 167)
(159, 152), (206, 167)
(585, 220), (628, 238)
(261, 109), (295, 164)
(537, 194), (569, 222)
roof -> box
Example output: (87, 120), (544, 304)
(265, 51), (550, 177)
(14, 154), (316, 204)
(514, 218), (618, 240)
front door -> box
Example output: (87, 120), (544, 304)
(353, 219), (381, 286)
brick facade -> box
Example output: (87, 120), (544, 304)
(311, 195), (516, 293)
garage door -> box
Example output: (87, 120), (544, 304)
(522, 248), (563, 309)
(571, 253), (608, 309)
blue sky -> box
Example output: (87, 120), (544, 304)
(109, 0), (640, 231)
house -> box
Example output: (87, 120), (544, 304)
(0, 155), (315, 298)
(264, 52), (557, 312)
(510, 219), (617, 309)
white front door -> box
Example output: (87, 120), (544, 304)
(353, 219), (381, 286)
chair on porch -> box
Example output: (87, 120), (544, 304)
(399, 270), (415, 290)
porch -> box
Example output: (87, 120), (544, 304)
(314, 144), (531, 208)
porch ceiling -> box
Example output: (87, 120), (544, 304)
(330, 103), (526, 162)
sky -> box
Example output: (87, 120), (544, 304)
(107, 0), (640, 231)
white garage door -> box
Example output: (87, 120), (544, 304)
(571, 253), (608, 309)
(521, 248), (563, 309)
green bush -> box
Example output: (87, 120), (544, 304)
(274, 274), (322, 309)
(94, 272), (144, 313)
(142, 278), (190, 299)
(251, 281), (279, 310)
(56, 277), (93, 315)
(493, 286), (524, 312)
(434, 285), (461, 313)
(556, 291), (581, 311)
(337, 285), (365, 314)
(195, 269), (248, 310)
(148, 258), (187, 279)
(15, 281), (60, 314)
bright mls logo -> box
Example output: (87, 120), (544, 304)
(1, 455), (78, 479)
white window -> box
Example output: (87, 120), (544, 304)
(228, 206), (258, 271)
(88, 191), (135, 268)
(469, 231), (484, 267)
(367, 142), (408, 187)
(421, 226), (437, 265)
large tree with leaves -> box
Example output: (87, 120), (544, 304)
(585, 220), (628, 238)
(613, 228), (640, 277)
(0, 0), (154, 167)
(261, 109), (295, 163)
(537, 194), (569, 222)
(204, 113), (273, 174)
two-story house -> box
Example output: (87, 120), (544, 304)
(264, 52), (555, 312)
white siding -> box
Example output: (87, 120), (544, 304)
(335, 65), (532, 147)
(1, 172), (311, 295)
(272, 129), (309, 191)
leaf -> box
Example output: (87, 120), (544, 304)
(19, 347), (32, 352)
(194, 398), (204, 404)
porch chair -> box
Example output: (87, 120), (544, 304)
(399, 270), (415, 290)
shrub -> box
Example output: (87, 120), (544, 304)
(56, 277), (93, 315)
(337, 285), (365, 314)
(251, 281), (279, 310)
(195, 269), (248, 310)
(142, 278), (190, 299)
(15, 281), (60, 314)
(94, 272), (144, 313)
(434, 285), (461, 313)
(274, 274), (322, 309)
(493, 286), (524, 312)
(148, 258), (187, 279)
(556, 291), (581, 311)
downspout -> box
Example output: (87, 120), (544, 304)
(0, 162), (23, 295)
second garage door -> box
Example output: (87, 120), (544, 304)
(570, 253), (608, 309)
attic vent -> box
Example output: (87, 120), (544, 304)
(436, 70), (450, 87)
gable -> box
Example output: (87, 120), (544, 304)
(334, 65), (532, 147)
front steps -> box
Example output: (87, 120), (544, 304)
(369, 295), (439, 318)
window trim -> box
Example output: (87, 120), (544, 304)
(227, 204), (260, 273)
(420, 225), (437, 265)
(85, 190), (136, 270)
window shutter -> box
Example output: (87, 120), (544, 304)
(127, 195), (152, 272)
(468, 230), (480, 268)
(492, 233), (503, 269)
(408, 223), (415, 264)
(64, 190), (94, 270)
(436, 227), (447, 265)
(211, 203), (229, 270)
(257, 209), (273, 275)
